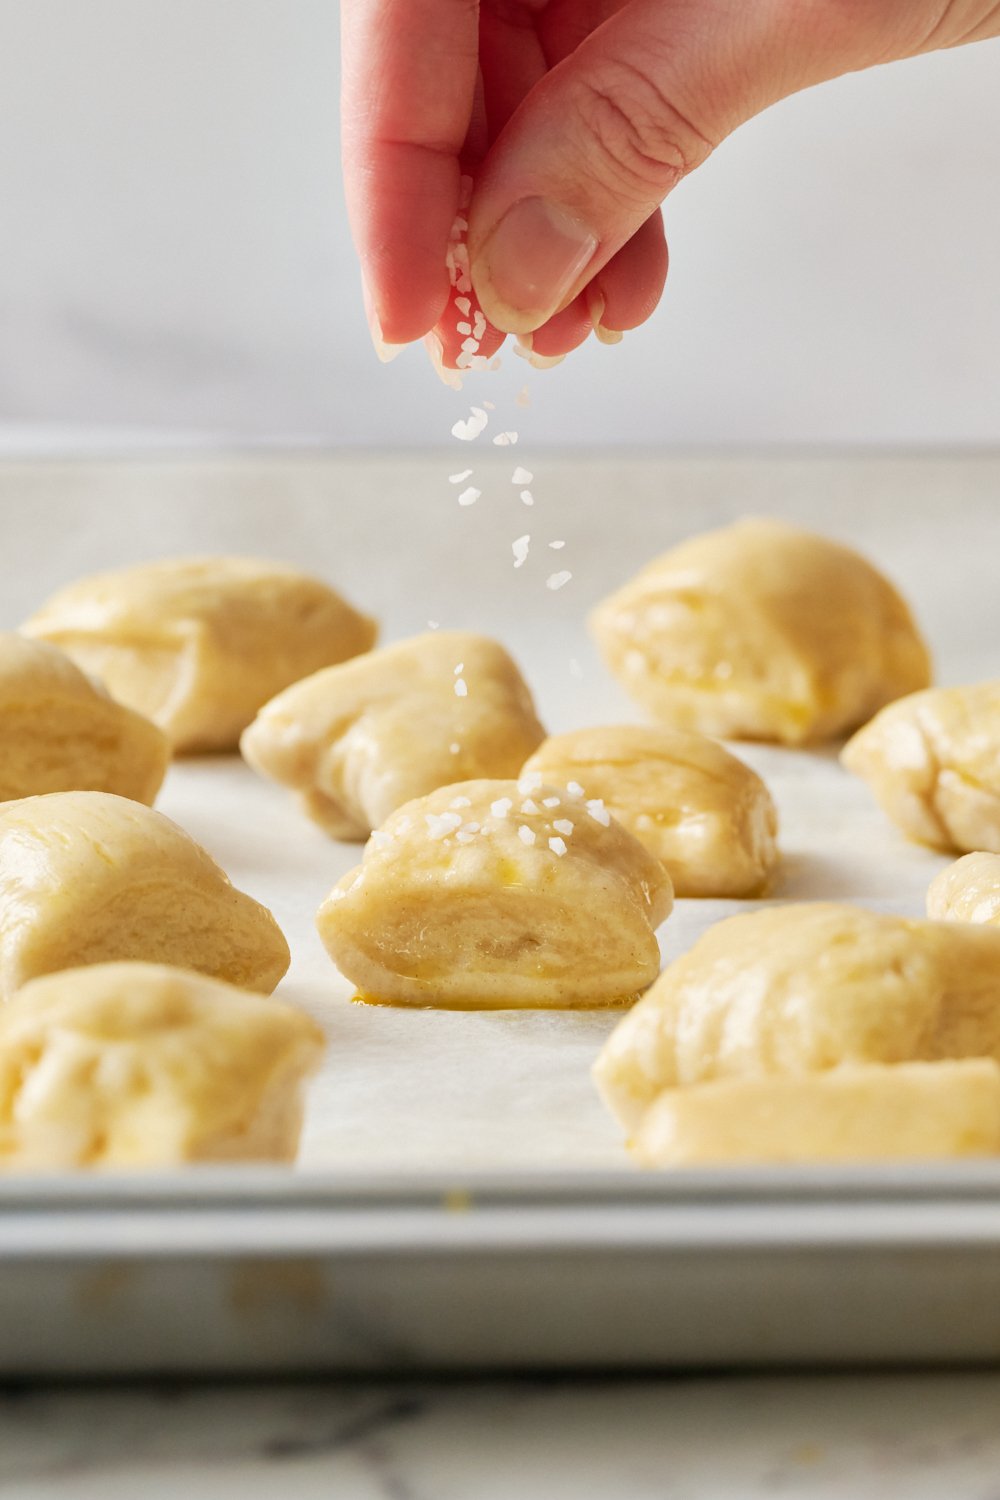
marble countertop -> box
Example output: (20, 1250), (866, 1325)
(4, 1374), (1000, 1498)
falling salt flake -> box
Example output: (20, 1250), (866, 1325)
(454, 678), (468, 697)
(587, 799), (611, 827)
(427, 620), (440, 630)
(548, 837), (568, 857)
(493, 431), (518, 447)
(546, 570), (573, 591)
(454, 662), (464, 675)
(426, 811), (463, 840)
(449, 470), (473, 484)
(489, 357), (502, 371)
(520, 490), (534, 507)
(518, 772), (543, 794)
(512, 534), (530, 569)
(491, 797), (513, 818)
(569, 657), (584, 679)
(449, 742), (461, 755)
(511, 466), (533, 486)
(516, 385), (531, 408)
(449, 796), (472, 810)
(518, 825), (537, 847)
(457, 487), (481, 507)
(456, 296), (471, 315)
(451, 406), (489, 442)
(520, 798), (540, 815)
(548, 540), (566, 550)
(456, 321), (472, 337)
(542, 796), (561, 809)
(482, 400), (495, 411)
(567, 781), (585, 797)
(553, 819), (575, 837)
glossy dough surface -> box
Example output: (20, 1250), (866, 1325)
(0, 962), (324, 1169)
(317, 778), (673, 1008)
(242, 631), (545, 839)
(927, 852), (1000, 926)
(0, 633), (168, 806)
(594, 902), (1000, 1132)
(522, 725), (778, 897)
(591, 519), (931, 745)
(23, 556), (377, 753)
(631, 1060), (1000, 1166)
(0, 791), (290, 998)
(843, 680), (1000, 853)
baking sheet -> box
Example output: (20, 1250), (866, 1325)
(2, 450), (993, 1176)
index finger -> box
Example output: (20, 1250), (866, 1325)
(341, 0), (481, 344)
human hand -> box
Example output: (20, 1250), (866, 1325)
(342, 0), (1000, 368)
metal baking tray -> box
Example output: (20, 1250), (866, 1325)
(1, 451), (998, 1373)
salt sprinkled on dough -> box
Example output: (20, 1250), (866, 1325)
(548, 837), (568, 856)
(553, 819), (574, 836)
(426, 811), (463, 840)
(493, 431), (518, 447)
(511, 466), (533, 485)
(518, 772), (543, 794)
(457, 487), (481, 507)
(586, 799), (611, 827)
(567, 781), (585, 797)
(546, 571), (572, 591)
(512, 535), (530, 569)
(520, 491), (534, 507)
(491, 797), (513, 818)
(542, 796), (561, 808)
(449, 796), (472, 809)
(518, 825), (537, 847)
(449, 742), (461, 755)
(455, 830), (475, 844)
(454, 678), (468, 698)
(520, 798), (539, 815)
(370, 829), (394, 850)
(449, 470), (473, 484)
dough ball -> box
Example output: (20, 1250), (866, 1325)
(843, 680), (1000, 853)
(590, 519), (930, 745)
(594, 903), (1000, 1131)
(522, 725), (778, 897)
(927, 852), (1000, 926)
(0, 791), (289, 998)
(631, 1061), (1000, 1167)
(0, 632), (168, 806)
(242, 631), (545, 839)
(0, 962), (323, 1169)
(317, 777), (673, 1008)
(23, 556), (377, 753)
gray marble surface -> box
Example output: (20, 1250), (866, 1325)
(3, 1374), (1000, 1498)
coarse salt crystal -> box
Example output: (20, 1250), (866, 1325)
(567, 781), (585, 797)
(456, 321), (472, 336)
(449, 470), (473, 484)
(549, 539), (565, 549)
(456, 296), (471, 315)
(454, 678), (468, 697)
(489, 357), (502, 371)
(511, 466), (533, 485)
(493, 431), (518, 447)
(449, 795), (472, 809)
(518, 825), (536, 846)
(512, 534), (530, 569)
(457, 487), (481, 507)
(482, 400), (495, 410)
(491, 798), (513, 818)
(553, 819), (574, 836)
(520, 798), (539, 814)
(587, 799), (611, 827)
(473, 312), (487, 340)
(548, 837), (568, 856)
(427, 620), (440, 630)
(369, 829), (394, 849)
(516, 385), (530, 408)
(426, 811), (462, 839)
(451, 406), (489, 442)
(518, 772), (542, 794)
(542, 796), (561, 808)
(461, 337), (479, 354)
(454, 662), (464, 674)
(449, 742), (461, 754)
(455, 830), (475, 844)
(520, 490), (534, 507)
(463, 822), (480, 834)
(546, 570), (572, 591)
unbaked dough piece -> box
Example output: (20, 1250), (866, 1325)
(842, 680), (1000, 853)
(0, 632), (168, 806)
(0, 962), (323, 1169)
(522, 725), (778, 897)
(242, 631), (545, 839)
(593, 903), (1000, 1131)
(317, 778), (673, 1008)
(23, 556), (377, 753)
(630, 1061), (1000, 1167)
(0, 791), (289, 999)
(590, 519), (930, 745)
(927, 852), (1000, 927)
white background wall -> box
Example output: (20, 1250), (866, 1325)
(0, 1), (997, 450)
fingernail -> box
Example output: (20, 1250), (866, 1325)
(475, 198), (598, 334)
(586, 285), (624, 346)
(362, 277), (404, 364)
(513, 333), (566, 370)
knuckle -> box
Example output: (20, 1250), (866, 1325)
(571, 60), (716, 204)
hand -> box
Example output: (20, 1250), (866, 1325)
(342, 0), (1000, 367)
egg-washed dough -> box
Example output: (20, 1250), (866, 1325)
(594, 902), (1000, 1132)
(630, 1061), (1000, 1167)
(0, 633), (169, 807)
(927, 852), (1000, 927)
(842, 680), (1000, 854)
(0, 791), (289, 999)
(590, 519), (931, 746)
(522, 725), (778, 897)
(317, 777), (673, 1008)
(0, 963), (324, 1169)
(242, 631), (546, 839)
(23, 556), (377, 753)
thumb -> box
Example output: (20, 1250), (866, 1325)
(468, 0), (853, 334)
